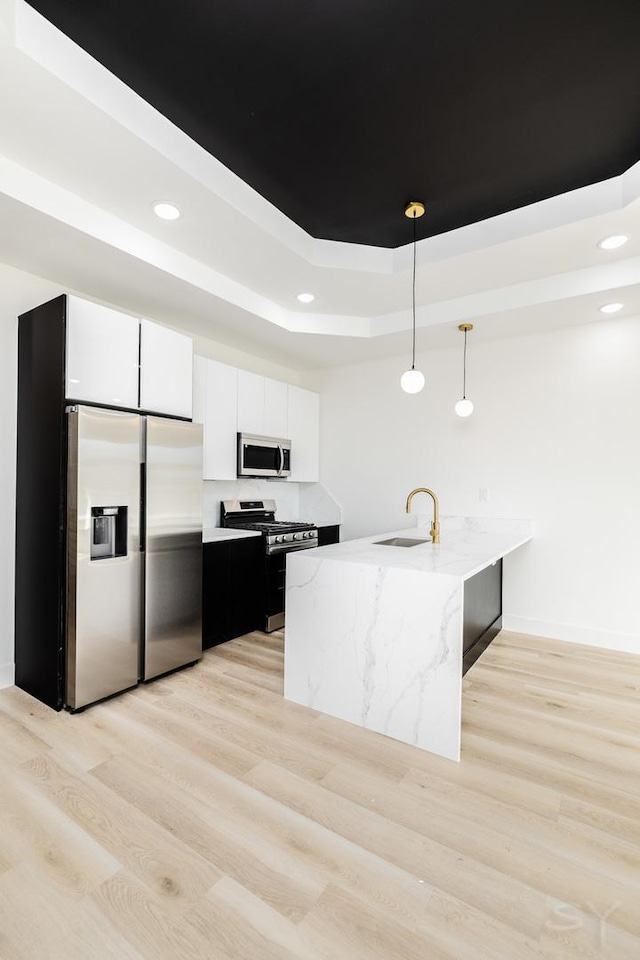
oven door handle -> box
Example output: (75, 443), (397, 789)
(277, 445), (284, 476)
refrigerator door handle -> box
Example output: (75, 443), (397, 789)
(139, 462), (146, 552)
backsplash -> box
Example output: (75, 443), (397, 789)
(415, 514), (533, 536)
(203, 480), (341, 528)
(298, 483), (342, 526)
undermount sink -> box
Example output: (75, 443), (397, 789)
(374, 537), (432, 548)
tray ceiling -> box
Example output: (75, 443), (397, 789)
(25, 0), (640, 248)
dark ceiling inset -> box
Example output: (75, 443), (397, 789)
(27, 0), (640, 248)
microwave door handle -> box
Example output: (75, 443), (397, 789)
(278, 445), (284, 476)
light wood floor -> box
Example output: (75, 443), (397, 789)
(1, 630), (640, 960)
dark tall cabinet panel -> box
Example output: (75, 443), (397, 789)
(15, 296), (68, 709)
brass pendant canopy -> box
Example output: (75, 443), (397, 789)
(404, 201), (426, 219)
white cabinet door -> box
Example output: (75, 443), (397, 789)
(192, 355), (207, 427)
(65, 296), (139, 408)
(193, 356), (238, 480)
(288, 385), (320, 482)
(140, 319), (193, 418)
(264, 377), (288, 438)
(237, 373), (288, 438)
(237, 370), (265, 435)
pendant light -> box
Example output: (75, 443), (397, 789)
(400, 201), (426, 394)
(454, 322), (474, 417)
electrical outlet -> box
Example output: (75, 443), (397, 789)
(479, 487), (490, 502)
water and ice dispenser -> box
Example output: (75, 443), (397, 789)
(90, 506), (128, 560)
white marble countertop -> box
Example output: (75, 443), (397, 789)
(307, 520), (531, 581)
(203, 527), (262, 543)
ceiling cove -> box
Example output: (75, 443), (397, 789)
(2, 0), (640, 371)
(23, 0), (640, 248)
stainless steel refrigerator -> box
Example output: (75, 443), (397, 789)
(65, 405), (202, 710)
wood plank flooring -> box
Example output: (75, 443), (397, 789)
(1, 629), (640, 959)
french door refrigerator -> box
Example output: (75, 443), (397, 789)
(65, 405), (202, 710)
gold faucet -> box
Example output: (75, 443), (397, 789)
(406, 488), (440, 543)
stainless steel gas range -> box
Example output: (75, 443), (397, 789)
(220, 499), (318, 631)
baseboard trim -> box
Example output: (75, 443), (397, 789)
(502, 615), (640, 655)
(0, 661), (15, 690)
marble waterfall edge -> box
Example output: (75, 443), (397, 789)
(283, 516), (532, 762)
(285, 553), (463, 762)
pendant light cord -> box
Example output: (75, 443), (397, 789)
(462, 326), (468, 399)
(411, 212), (417, 370)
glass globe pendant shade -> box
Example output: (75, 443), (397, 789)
(401, 368), (425, 394)
(455, 397), (474, 418)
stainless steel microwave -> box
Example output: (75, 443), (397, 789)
(237, 433), (291, 478)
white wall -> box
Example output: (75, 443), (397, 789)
(0, 266), (65, 686)
(315, 317), (640, 653)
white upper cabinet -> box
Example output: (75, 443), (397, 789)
(65, 296), (139, 408)
(193, 356), (238, 480)
(288, 385), (320, 482)
(194, 354), (319, 481)
(139, 319), (193, 418)
(264, 378), (288, 438)
(66, 298), (194, 419)
(192, 355), (207, 426)
(237, 372), (289, 438)
(237, 370), (265, 435)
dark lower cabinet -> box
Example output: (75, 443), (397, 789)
(317, 524), (340, 546)
(462, 559), (502, 675)
(203, 537), (264, 648)
(263, 552), (286, 633)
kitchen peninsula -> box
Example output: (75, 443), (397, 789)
(284, 517), (532, 762)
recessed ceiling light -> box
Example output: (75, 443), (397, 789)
(598, 235), (628, 250)
(599, 302), (624, 314)
(297, 293), (315, 303)
(152, 201), (181, 221)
